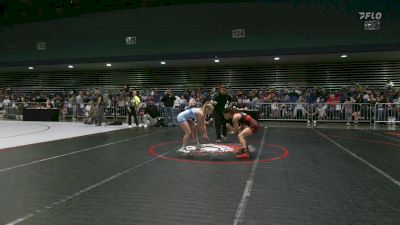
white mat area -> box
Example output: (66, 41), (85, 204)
(0, 121), (125, 150)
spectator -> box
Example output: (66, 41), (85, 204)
(179, 96), (187, 111)
(344, 97), (355, 125)
(84, 100), (96, 125)
(161, 88), (176, 127)
(385, 80), (394, 90)
(138, 109), (152, 127)
(234, 97), (247, 110)
(76, 91), (84, 118)
(126, 91), (139, 128)
(95, 88), (106, 126)
(2, 96), (11, 107)
(45, 98), (54, 109)
(353, 95), (362, 124)
(188, 97), (197, 109)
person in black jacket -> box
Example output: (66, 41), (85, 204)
(95, 88), (106, 126)
(212, 84), (232, 142)
(161, 88), (177, 127)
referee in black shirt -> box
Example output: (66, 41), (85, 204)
(212, 84), (232, 142)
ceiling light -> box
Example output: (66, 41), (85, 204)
(274, 57), (280, 61)
(106, 63), (112, 67)
(68, 65), (74, 68)
(161, 61), (166, 65)
(28, 67), (34, 70)
(341, 54), (348, 58)
(214, 59), (220, 63)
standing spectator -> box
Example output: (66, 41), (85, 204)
(326, 94), (339, 119)
(95, 88), (106, 126)
(70, 93), (77, 121)
(122, 84), (130, 96)
(2, 96), (11, 107)
(117, 95), (125, 115)
(385, 80), (394, 90)
(76, 91), (84, 118)
(353, 95), (362, 124)
(179, 96), (187, 112)
(294, 96), (306, 118)
(126, 90), (140, 128)
(174, 95), (181, 110)
(344, 97), (355, 125)
(394, 95), (400, 121)
(161, 88), (176, 127)
(212, 84), (232, 143)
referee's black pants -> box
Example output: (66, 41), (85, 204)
(214, 111), (227, 139)
(128, 106), (139, 126)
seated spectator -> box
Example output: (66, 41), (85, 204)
(138, 109), (152, 127)
(234, 97), (247, 110)
(188, 97), (197, 109)
(46, 98), (54, 108)
(84, 101), (97, 124)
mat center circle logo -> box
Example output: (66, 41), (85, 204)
(150, 141), (289, 164)
(185, 144), (236, 154)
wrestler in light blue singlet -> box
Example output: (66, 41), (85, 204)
(177, 108), (200, 124)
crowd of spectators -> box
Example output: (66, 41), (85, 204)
(1, 81), (399, 107)
(0, 80), (399, 124)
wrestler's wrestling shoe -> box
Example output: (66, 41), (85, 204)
(195, 143), (202, 150)
(177, 147), (191, 154)
(235, 148), (250, 159)
(236, 152), (250, 160)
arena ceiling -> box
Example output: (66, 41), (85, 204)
(1, 0), (399, 26)
(1, 0), (248, 25)
(0, 0), (399, 72)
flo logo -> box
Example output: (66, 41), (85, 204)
(358, 12), (382, 30)
(358, 12), (382, 20)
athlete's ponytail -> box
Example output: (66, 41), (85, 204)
(202, 101), (214, 113)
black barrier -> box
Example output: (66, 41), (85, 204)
(23, 108), (60, 121)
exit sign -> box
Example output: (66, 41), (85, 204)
(36, 42), (46, 50)
(232, 29), (245, 38)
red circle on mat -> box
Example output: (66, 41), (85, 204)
(149, 141), (289, 165)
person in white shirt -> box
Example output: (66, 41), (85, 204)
(385, 80), (394, 90)
(2, 97), (11, 107)
(188, 98), (197, 109)
(138, 109), (152, 127)
(76, 91), (84, 118)
(174, 95), (181, 108)
(179, 96), (187, 112)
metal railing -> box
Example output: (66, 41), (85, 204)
(236, 102), (397, 125)
(373, 103), (400, 125)
(1, 102), (399, 125)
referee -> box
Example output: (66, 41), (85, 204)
(212, 84), (232, 142)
